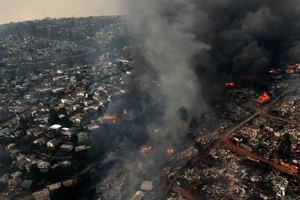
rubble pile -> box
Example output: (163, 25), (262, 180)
(271, 92), (300, 120)
(172, 147), (198, 160)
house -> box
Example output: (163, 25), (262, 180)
(62, 178), (77, 187)
(33, 137), (47, 146)
(31, 129), (44, 137)
(47, 182), (61, 192)
(52, 87), (64, 94)
(25, 154), (37, 162)
(77, 132), (88, 143)
(21, 179), (33, 189)
(83, 100), (94, 106)
(14, 130), (26, 138)
(25, 162), (34, 173)
(62, 130), (76, 141)
(61, 161), (72, 167)
(140, 181), (153, 191)
(11, 171), (22, 179)
(286, 65), (295, 73)
(130, 191), (145, 200)
(0, 174), (9, 184)
(5, 143), (16, 150)
(49, 124), (62, 134)
(7, 178), (22, 189)
(72, 104), (81, 111)
(10, 149), (21, 159)
(60, 144), (74, 152)
(16, 159), (28, 171)
(37, 161), (51, 173)
(33, 188), (51, 200)
(16, 154), (25, 161)
(0, 128), (11, 139)
(47, 139), (61, 148)
(75, 145), (91, 153)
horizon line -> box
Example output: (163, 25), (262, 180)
(0, 14), (129, 26)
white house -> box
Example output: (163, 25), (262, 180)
(33, 188), (51, 200)
(37, 161), (51, 173)
(60, 144), (74, 152)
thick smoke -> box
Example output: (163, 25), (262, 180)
(195, 0), (300, 75)
(120, 0), (300, 160)
(123, 0), (300, 125)
(129, 0), (211, 130)
(96, 0), (300, 198)
(129, 0), (299, 77)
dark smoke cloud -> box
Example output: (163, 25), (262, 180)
(123, 0), (300, 144)
(194, 0), (300, 76)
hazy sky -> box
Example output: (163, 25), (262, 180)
(0, 0), (126, 24)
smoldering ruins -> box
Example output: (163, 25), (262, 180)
(89, 0), (300, 200)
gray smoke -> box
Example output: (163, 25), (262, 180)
(120, 0), (300, 154)
(128, 0), (211, 130)
(128, 0), (299, 76)
(98, 0), (300, 198)
(125, 0), (300, 110)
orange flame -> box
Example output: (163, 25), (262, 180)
(141, 146), (152, 152)
(225, 81), (235, 87)
(268, 68), (280, 73)
(295, 63), (300, 67)
(257, 92), (270, 102)
(107, 113), (117, 120)
(123, 109), (127, 115)
(167, 148), (174, 155)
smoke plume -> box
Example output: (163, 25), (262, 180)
(122, 0), (300, 159)
(96, 0), (300, 198)
(129, 0), (211, 130)
(128, 0), (300, 78)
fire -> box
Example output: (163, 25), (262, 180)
(268, 68), (280, 73)
(225, 81), (235, 87)
(123, 109), (127, 115)
(295, 63), (300, 67)
(256, 92), (271, 102)
(107, 113), (117, 120)
(141, 146), (152, 152)
(167, 148), (174, 155)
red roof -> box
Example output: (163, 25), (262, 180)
(286, 66), (295, 70)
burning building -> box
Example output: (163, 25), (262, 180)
(225, 81), (236, 87)
(286, 66), (296, 74)
(167, 148), (174, 155)
(256, 92), (271, 103)
(141, 146), (153, 152)
(268, 68), (281, 74)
